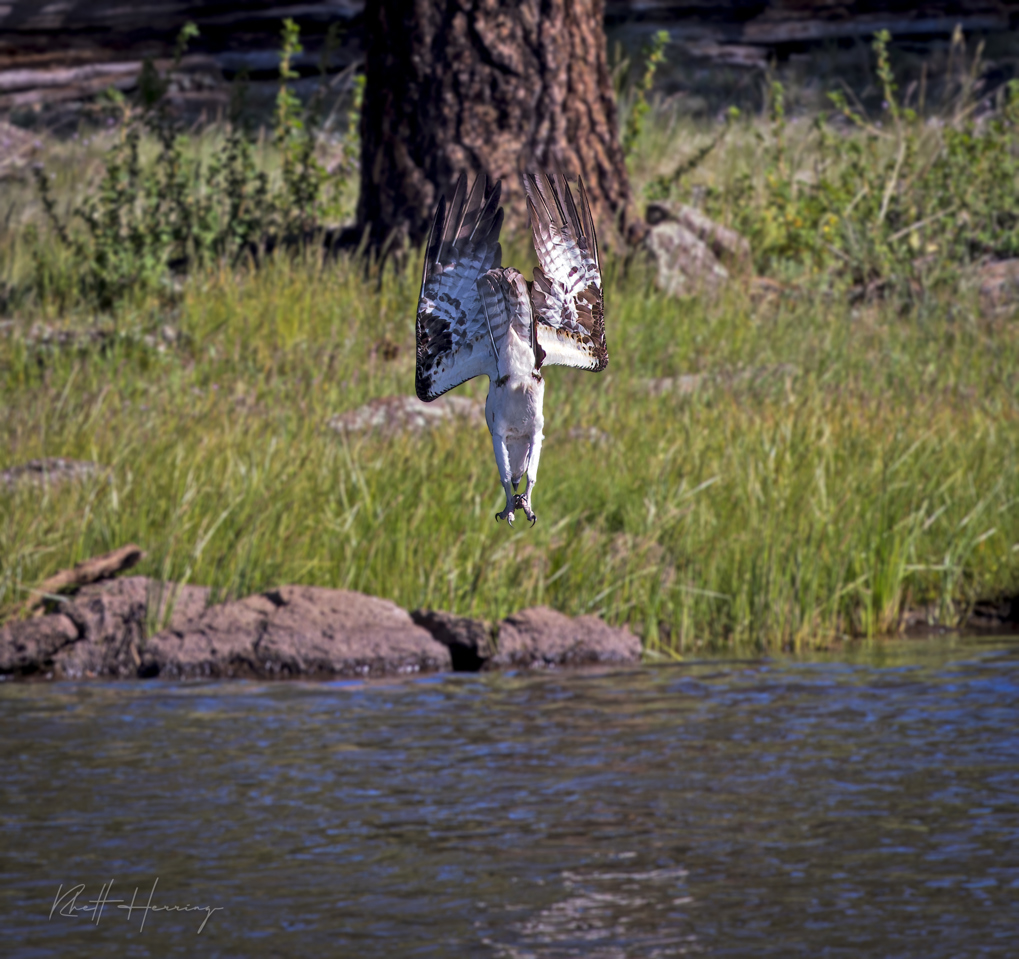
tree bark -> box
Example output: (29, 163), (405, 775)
(357, 0), (636, 254)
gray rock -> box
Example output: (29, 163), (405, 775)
(491, 606), (641, 670)
(0, 119), (38, 178)
(410, 608), (495, 671)
(328, 395), (482, 438)
(641, 364), (798, 398)
(643, 201), (753, 298)
(641, 374), (707, 397)
(142, 585), (452, 680)
(565, 426), (612, 445)
(646, 201), (751, 272)
(680, 40), (768, 69)
(978, 259), (1019, 314)
(644, 220), (730, 297)
(0, 457), (104, 491)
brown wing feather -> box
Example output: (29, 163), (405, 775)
(416, 174), (504, 400)
(523, 173), (606, 372)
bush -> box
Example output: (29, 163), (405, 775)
(30, 20), (360, 312)
(656, 30), (1019, 288)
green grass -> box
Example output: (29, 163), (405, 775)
(3, 234), (1018, 652)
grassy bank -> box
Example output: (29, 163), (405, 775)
(3, 245), (1018, 652)
(3, 38), (1019, 653)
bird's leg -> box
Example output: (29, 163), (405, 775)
(492, 432), (516, 525)
(513, 428), (543, 526)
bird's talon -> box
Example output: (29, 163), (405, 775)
(513, 493), (536, 526)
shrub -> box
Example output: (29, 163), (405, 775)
(657, 30), (1019, 288)
(30, 20), (358, 312)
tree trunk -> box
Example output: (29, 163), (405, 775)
(357, 0), (636, 254)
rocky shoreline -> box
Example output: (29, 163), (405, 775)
(0, 576), (641, 682)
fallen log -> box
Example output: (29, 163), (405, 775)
(23, 543), (144, 615)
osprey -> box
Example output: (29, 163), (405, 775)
(415, 172), (607, 526)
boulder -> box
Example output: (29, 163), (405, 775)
(491, 606), (641, 670)
(640, 364), (797, 398)
(328, 394), (482, 438)
(643, 201), (753, 299)
(0, 576), (210, 679)
(641, 374), (707, 397)
(644, 220), (729, 298)
(411, 608), (495, 671)
(57, 577), (210, 679)
(0, 613), (79, 677)
(0, 119), (38, 178)
(565, 426), (612, 445)
(1, 579), (644, 681)
(646, 201), (751, 272)
(142, 585), (452, 680)
(978, 259), (1019, 315)
(0, 576), (211, 678)
(0, 457), (104, 491)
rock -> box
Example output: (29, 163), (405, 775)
(1, 579), (645, 681)
(977, 259), (1019, 315)
(411, 608), (495, 671)
(0, 119), (38, 178)
(565, 426), (612, 445)
(641, 365), (797, 398)
(646, 201), (751, 272)
(643, 201), (753, 299)
(142, 585), (452, 680)
(491, 606), (641, 670)
(328, 395), (483, 438)
(0, 457), (104, 491)
(0, 576), (210, 679)
(641, 374), (707, 397)
(57, 577), (210, 679)
(0, 614), (79, 677)
(644, 220), (729, 298)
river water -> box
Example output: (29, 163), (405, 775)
(2, 635), (1017, 957)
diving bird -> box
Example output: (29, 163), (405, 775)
(415, 171), (607, 526)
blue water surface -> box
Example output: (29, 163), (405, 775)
(2, 634), (1017, 957)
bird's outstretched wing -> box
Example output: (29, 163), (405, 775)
(524, 173), (607, 372)
(416, 174), (505, 401)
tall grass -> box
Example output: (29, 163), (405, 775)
(3, 242), (1018, 651)
(2, 32), (1019, 652)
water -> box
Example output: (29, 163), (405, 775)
(2, 635), (1018, 957)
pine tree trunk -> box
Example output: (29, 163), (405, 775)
(357, 0), (636, 254)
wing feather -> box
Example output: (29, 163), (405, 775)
(416, 174), (504, 400)
(523, 173), (607, 372)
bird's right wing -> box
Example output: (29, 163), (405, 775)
(524, 173), (607, 372)
(416, 174), (504, 401)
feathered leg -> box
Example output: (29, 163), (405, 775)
(492, 432), (517, 525)
(513, 428), (542, 526)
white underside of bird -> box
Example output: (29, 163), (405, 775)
(484, 311), (545, 524)
(415, 172), (607, 526)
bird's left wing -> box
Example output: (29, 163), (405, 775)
(416, 174), (504, 401)
(524, 173), (607, 372)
